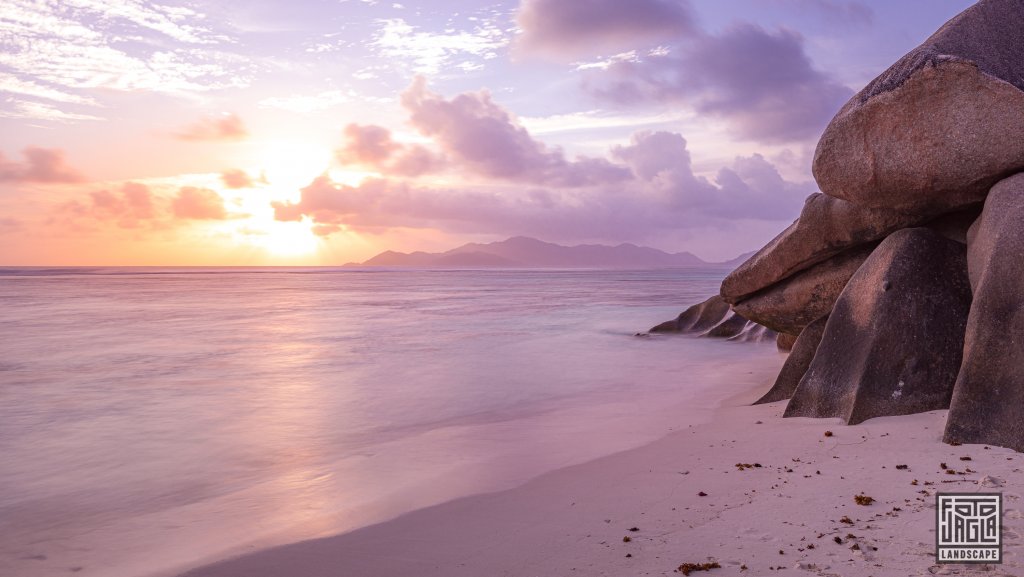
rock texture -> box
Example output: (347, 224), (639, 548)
(776, 332), (798, 352)
(650, 295), (731, 334)
(814, 0), (1024, 214)
(731, 244), (874, 335)
(649, 295), (776, 343)
(945, 174), (1024, 451)
(755, 316), (827, 405)
(721, 193), (924, 303)
(923, 206), (983, 244)
(783, 229), (971, 424)
(658, 1), (1024, 449)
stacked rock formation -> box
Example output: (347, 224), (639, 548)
(649, 295), (777, 344)
(660, 0), (1024, 451)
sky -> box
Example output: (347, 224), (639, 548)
(0, 0), (976, 265)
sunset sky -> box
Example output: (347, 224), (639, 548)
(0, 0), (974, 265)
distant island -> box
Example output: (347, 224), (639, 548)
(345, 236), (752, 268)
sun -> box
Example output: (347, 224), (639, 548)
(258, 140), (333, 194)
(255, 220), (321, 257)
(219, 140), (371, 260)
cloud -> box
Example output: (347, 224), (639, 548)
(0, 99), (105, 123)
(58, 182), (230, 229)
(0, 72), (99, 105)
(172, 187), (229, 220)
(337, 123), (443, 177)
(779, 0), (874, 27)
(175, 114), (248, 141)
(514, 0), (696, 58)
(272, 128), (812, 241)
(60, 182), (157, 228)
(0, 147), (83, 183)
(338, 124), (398, 165)
(372, 17), (508, 75)
(400, 77), (631, 186)
(0, 0), (246, 122)
(518, 109), (689, 135)
(0, 217), (24, 235)
(221, 169), (255, 189)
(611, 130), (810, 220)
(259, 90), (352, 114)
(585, 24), (852, 142)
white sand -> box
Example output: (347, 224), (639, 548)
(180, 381), (1023, 577)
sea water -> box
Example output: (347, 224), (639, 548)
(0, 268), (783, 577)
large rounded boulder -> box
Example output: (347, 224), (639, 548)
(813, 0), (1024, 215)
(784, 228), (971, 424)
(722, 193), (924, 304)
(945, 173), (1024, 451)
(755, 315), (828, 405)
(731, 244), (874, 335)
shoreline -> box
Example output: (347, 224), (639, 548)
(178, 368), (1023, 577)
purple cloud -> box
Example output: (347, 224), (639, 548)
(587, 24), (852, 142)
(337, 123), (444, 177)
(612, 131), (810, 220)
(401, 77), (631, 186)
(272, 129), (812, 241)
(0, 147), (83, 183)
(779, 0), (874, 27)
(514, 0), (697, 58)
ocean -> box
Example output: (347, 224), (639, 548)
(0, 267), (783, 577)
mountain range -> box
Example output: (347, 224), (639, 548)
(345, 236), (752, 268)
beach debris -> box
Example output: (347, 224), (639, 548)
(698, 491), (708, 496)
(895, 464), (908, 470)
(854, 494), (874, 506)
(839, 516), (854, 525)
(959, 456), (972, 461)
(676, 561), (721, 575)
(979, 475), (1004, 488)
(823, 431), (833, 437)
(629, 527), (639, 532)
(834, 536), (843, 544)
(735, 463), (762, 470)
(622, 536), (632, 543)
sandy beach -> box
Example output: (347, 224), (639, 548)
(179, 370), (1022, 577)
